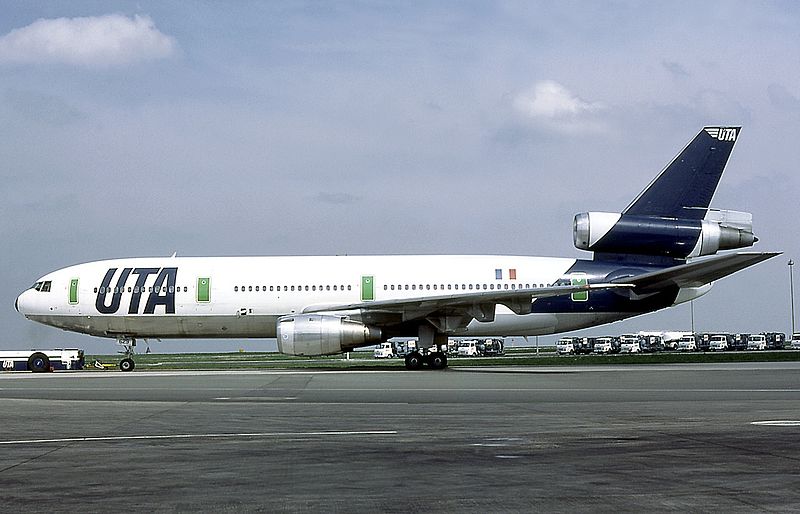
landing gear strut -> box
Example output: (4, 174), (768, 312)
(117, 336), (136, 372)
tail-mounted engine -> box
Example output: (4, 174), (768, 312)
(573, 209), (756, 259)
(277, 314), (382, 356)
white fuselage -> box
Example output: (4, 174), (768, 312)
(16, 255), (583, 338)
(15, 254), (708, 345)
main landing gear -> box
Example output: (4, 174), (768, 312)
(117, 336), (136, 372)
(404, 350), (448, 370)
(404, 325), (449, 370)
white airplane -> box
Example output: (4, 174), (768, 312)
(16, 127), (777, 370)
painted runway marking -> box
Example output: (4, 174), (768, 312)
(751, 421), (800, 426)
(0, 430), (398, 446)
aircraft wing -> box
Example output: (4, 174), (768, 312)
(616, 252), (780, 292)
(302, 282), (633, 318)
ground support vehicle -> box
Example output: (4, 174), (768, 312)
(708, 334), (728, 352)
(731, 334), (750, 351)
(556, 337), (577, 355)
(394, 340), (417, 358)
(765, 332), (786, 350)
(593, 337), (615, 354)
(573, 337), (595, 355)
(373, 342), (395, 358)
(481, 338), (505, 356)
(746, 334), (767, 351)
(791, 334), (800, 350)
(619, 335), (641, 353)
(676, 335), (697, 352)
(1, 349), (85, 372)
(457, 340), (480, 357)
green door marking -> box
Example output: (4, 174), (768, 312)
(69, 278), (79, 304)
(361, 275), (374, 301)
(570, 276), (588, 302)
(197, 277), (210, 302)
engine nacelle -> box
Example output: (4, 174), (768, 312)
(277, 314), (382, 356)
(573, 211), (756, 259)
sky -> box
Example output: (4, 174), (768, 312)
(1, 1), (798, 354)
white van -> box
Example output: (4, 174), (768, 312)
(791, 333), (800, 350)
(593, 337), (614, 354)
(747, 334), (767, 351)
(708, 335), (729, 351)
(619, 335), (640, 353)
(556, 338), (575, 355)
(373, 342), (394, 359)
(677, 335), (697, 352)
(458, 340), (480, 357)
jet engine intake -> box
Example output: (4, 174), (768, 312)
(277, 314), (382, 356)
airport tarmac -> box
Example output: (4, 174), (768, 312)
(2, 363), (800, 512)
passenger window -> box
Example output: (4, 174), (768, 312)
(347, 285), (351, 291)
(94, 287), (98, 293)
(184, 287), (188, 292)
(291, 286), (295, 291)
(305, 286), (309, 291)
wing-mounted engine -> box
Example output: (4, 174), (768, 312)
(277, 314), (382, 356)
(573, 209), (756, 259)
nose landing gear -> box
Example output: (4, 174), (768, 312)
(117, 336), (136, 372)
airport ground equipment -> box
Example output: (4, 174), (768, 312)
(746, 334), (767, 350)
(480, 338), (505, 356)
(373, 342), (395, 358)
(1, 349), (84, 372)
(457, 340), (480, 357)
(619, 335), (642, 353)
(764, 332), (786, 350)
(556, 337), (578, 355)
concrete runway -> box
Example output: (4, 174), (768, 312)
(1, 363), (800, 512)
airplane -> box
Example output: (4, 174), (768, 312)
(15, 126), (778, 371)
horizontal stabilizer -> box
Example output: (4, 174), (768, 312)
(616, 252), (780, 292)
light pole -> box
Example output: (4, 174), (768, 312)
(790, 260), (796, 337)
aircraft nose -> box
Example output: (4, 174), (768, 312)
(15, 290), (30, 316)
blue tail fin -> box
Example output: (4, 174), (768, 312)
(623, 127), (740, 220)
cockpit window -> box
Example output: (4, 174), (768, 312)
(31, 281), (52, 292)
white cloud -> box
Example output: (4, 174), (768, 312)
(514, 80), (603, 119)
(0, 14), (176, 67)
(512, 80), (607, 134)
